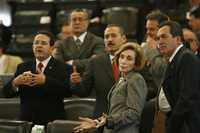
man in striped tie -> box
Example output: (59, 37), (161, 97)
(70, 24), (126, 133)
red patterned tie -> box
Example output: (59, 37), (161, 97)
(112, 61), (119, 81)
(37, 62), (43, 73)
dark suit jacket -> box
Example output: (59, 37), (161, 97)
(3, 57), (72, 125)
(162, 46), (200, 133)
(71, 53), (115, 118)
(54, 32), (105, 71)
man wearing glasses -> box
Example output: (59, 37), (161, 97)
(3, 31), (72, 125)
(54, 9), (105, 72)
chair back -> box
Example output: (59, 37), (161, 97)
(64, 98), (96, 120)
(0, 98), (20, 120)
(0, 119), (32, 133)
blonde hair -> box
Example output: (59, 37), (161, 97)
(115, 42), (145, 71)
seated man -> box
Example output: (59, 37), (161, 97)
(3, 31), (72, 125)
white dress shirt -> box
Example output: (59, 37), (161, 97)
(73, 32), (87, 45)
(36, 56), (51, 73)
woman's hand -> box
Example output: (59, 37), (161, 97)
(73, 117), (97, 133)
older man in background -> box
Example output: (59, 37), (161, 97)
(54, 9), (105, 72)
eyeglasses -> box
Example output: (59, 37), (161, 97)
(71, 17), (88, 22)
(33, 40), (49, 45)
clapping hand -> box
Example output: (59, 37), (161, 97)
(12, 71), (46, 87)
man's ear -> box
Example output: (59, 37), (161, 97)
(176, 36), (182, 43)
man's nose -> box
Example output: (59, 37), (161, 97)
(107, 36), (113, 42)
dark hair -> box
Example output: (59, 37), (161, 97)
(159, 21), (183, 38)
(106, 24), (126, 36)
(36, 30), (55, 46)
(70, 9), (90, 20)
(146, 10), (169, 25)
(189, 5), (200, 18)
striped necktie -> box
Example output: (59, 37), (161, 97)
(37, 62), (43, 73)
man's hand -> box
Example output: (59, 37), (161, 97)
(12, 71), (46, 87)
(146, 36), (157, 49)
(70, 66), (82, 84)
(65, 60), (74, 65)
(12, 72), (32, 88)
(91, 54), (97, 58)
(26, 73), (46, 87)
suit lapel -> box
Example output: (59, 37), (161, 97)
(162, 47), (186, 106)
(107, 83), (117, 112)
(67, 38), (80, 58)
(79, 33), (91, 56)
(99, 54), (115, 81)
(43, 57), (55, 74)
(30, 60), (37, 73)
(163, 47), (185, 83)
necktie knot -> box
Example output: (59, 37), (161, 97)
(37, 62), (43, 73)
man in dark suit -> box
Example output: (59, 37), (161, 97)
(3, 31), (72, 125)
(157, 21), (200, 133)
(53, 9), (105, 71)
(70, 24), (126, 119)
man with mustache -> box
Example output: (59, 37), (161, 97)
(70, 24), (126, 133)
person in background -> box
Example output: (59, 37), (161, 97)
(188, 5), (200, 33)
(73, 42), (147, 133)
(57, 21), (73, 40)
(183, 28), (200, 58)
(157, 21), (200, 133)
(3, 31), (72, 125)
(70, 24), (126, 133)
(53, 9), (105, 72)
(0, 42), (23, 75)
(141, 10), (169, 100)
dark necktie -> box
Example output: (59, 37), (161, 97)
(76, 38), (81, 50)
(112, 60), (119, 81)
(37, 62), (43, 73)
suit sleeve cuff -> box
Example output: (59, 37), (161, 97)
(106, 116), (115, 129)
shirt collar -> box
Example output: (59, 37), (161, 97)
(169, 44), (183, 62)
(109, 54), (115, 62)
(73, 32), (87, 43)
(36, 56), (51, 72)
